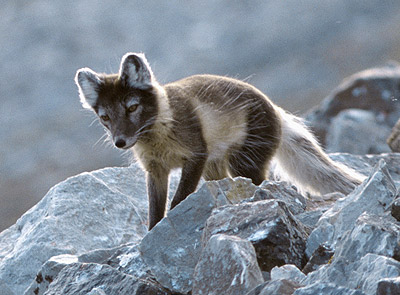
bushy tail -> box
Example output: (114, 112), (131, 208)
(273, 107), (365, 195)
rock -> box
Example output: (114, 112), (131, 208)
(202, 199), (308, 272)
(306, 63), (400, 147)
(293, 283), (366, 295)
(391, 197), (400, 221)
(306, 159), (397, 257)
(387, 118), (400, 152)
(0, 165), (151, 295)
(42, 263), (170, 295)
(192, 234), (264, 295)
(24, 254), (78, 295)
(246, 280), (302, 295)
(270, 264), (306, 284)
(348, 254), (400, 295)
(139, 177), (256, 294)
(302, 244), (334, 275)
(250, 181), (307, 215)
(377, 277), (400, 295)
(326, 109), (391, 154)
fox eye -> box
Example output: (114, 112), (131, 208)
(100, 115), (110, 121)
(127, 104), (138, 113)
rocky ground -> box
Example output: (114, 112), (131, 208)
(2, 62), (400, 294)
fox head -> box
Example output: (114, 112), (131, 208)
(75, 53), (160, 149)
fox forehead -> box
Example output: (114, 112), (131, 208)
(95, 74), (153, 107)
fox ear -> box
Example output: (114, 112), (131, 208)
(119, 53), (154, 89)
(75, 68), (102, 109)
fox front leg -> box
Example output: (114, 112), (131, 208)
(170, 155), (207, 209)
(146, 170), (169, 230)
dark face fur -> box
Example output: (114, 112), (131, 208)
(75, 53), (159, 149)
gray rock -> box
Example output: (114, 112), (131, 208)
(24, 254), (78, 295)
(302, 244), (334, 275)
(140, 177), (255, 294)
(305, 63), (400, 147)
(247, 280), (302, 295)
(251, 181), (307, 215)
(0, 165), (150, 295)
(202, 199), (308, 272)
(348, 254), (400, 295)
(306, 159), (397, 257)
(293, 283), (365, 295)
(42, 263), (170, 295)
(326, 109), (392, 154)
(304, 215), (400, 293)
(270, 264), (306, 284)
(377, 277), (400, 295)
(192, 234), (264, 295)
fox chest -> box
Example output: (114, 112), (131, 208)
(133, 135), (191, 172)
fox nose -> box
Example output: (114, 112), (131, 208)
(115, 139), (126, 148)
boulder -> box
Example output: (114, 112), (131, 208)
(306, 159), (397, 257)
(293, 283), (366, 295)
(377, 277), (400, 295)
(306, 63), (400, 148)
(202, 199), (308, 272)
(192, 234), (264, 295)
(0, 165), (151, 295)
(326, 109), (391, 154)
(42, 263), (170, 295)
(139, 177), (256, 294)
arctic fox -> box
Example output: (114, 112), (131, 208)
(75, 53), (363, 229)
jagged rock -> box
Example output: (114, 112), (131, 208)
(202, 199), (308, 272)
(377, 277), (400, 295)
(140, 177), (256, 294)
(192, 234), (264, 295)
(306, 159), (397, 257)
(0, 165), (154, 295)
(246, 280), (302, 295)
(306, 63), (400, 147)
(326, 109), (391, 154)
(348, 254), (400, 295)
(270, 264), (306, 284)
(248, 182), (307, 215)
(387, 118), (400, 152)
(293, 283), (366, 295)
(42, 263), (170, 295)
(391, 195), (400, 221)
(24, 254), (78, 295)
(302, 244), (333, 275)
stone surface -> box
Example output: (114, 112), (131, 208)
(42, 263), (170, 295)
(377, 277), (400, 295)
(270, 264), (306, 284)
(247, 280), (301, 295)
(140, 177), (256, 294)
(192, 234), (264, 295)
(302, 244), (334, 275)
(0, 165), (151, 295)
(326, 109), (391, 154)
(306, 159), (397, 257)
(250, 181), (307, 215)
(293, 283), (365, 295)
(202, 199), (308, 272)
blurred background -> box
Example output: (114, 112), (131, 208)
(1, 0), (400, 232)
